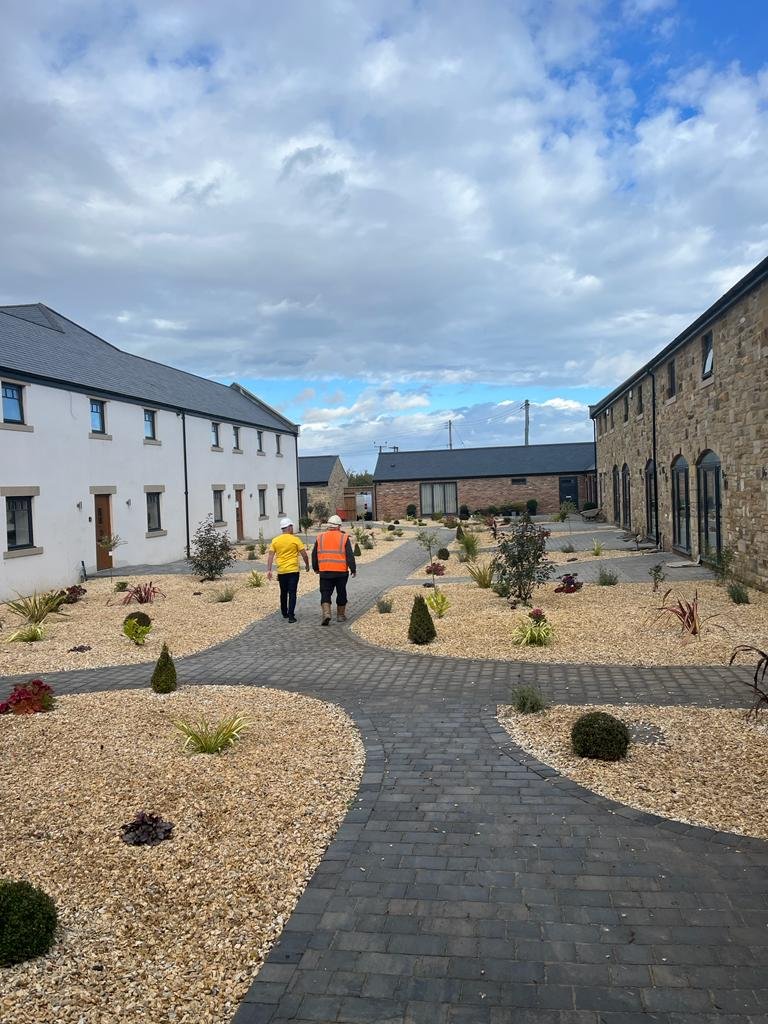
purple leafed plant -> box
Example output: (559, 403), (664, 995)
(120, 811), (174, 847)
(554, 573), (583, 594)
(120, 581), (165, 605)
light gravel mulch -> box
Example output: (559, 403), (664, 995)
(352, 580), (768, 667)
(498, 703), (768, 840)
(0, 574), (300, 675)
(0, 686), (364, 1024)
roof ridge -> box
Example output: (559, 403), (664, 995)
(0, 303), (64, 333)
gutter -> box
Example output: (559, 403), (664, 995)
(180, 410), (191, 558)
(650, 371), (660, 546)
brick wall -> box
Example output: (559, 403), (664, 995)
(375, 473), (594, 520)
(594, 277), (768, 588)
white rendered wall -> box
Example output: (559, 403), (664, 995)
(0, 381), (298, 600)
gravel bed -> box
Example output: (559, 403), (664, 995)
(0, 686), (363, 1023)
(352, 580), (768, 666)
(498, 703), (768, 840)
(0, 574), (302, 675)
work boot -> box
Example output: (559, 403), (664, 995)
(336, 605), (347, 622)
(321, 602), (332, 626)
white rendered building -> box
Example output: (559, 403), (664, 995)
(0, 304), (300, 600)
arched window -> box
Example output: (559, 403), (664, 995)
(621, 464), (631, 530)
(697, 450), (722, 560)
(612, 466), (620, 525)
(671, 456), (690, 552)
(645, 459), (657, 540)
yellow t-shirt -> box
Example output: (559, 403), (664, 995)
(270, 533), (306, 574)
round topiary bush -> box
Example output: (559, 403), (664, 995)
(571, 711), (630, 762)
(124, 610), (152, 628)
(437, 547), (450, 561)
(0, 880), (58, 966)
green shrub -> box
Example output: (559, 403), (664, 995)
(151, 643), (177, 694)
(209, 587), (235, 603)
(556, 500), (576, 522)
(376, 597), (393, 613)
(6, 590), (67, 625)
(571, 711), (630, 761)
(437, 547), (450, 560)
(467, 561), (494, 588)
(458, 532), (479, 561)
(511, 686), (547, 714)
(188, 515), (235, 580)
(526, 499), (538, 516)
(387, 524), (396, 531)
(649, 563), (666, 592)
(492, 515), (554, 603)
(406, 504), (417, 518)
(408, 595), (436, 645)
(123, 618), (152, 646)
(353, 542), (362, 556)
(425, 589), (451, 618)
(124, 610), (152, 628)
(728, 582), (750, 605)
(174, 714), (249, 754)
(597, 568), (618, 586)
(8, 624), (45, 643)
(456, 523), (464, 540)
(114, 580), (129, 592)
(247, 551), (257, 560)
(710, 545), (736, 584)
(394, 528), (404, 537)
(299, 515), (313, 532)
(246, 571), (265, 588)
(245, 543), (256, 552)
(591, 539), (604, 556)
(511, 608), (553, 646)
(0, 880), (57, 966)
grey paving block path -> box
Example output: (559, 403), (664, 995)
(2, 534), (766, 1024)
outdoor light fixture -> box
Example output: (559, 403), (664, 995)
(126, 498), (132, 507)
(76, 500), (83, 510)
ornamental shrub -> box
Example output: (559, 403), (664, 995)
(0, 680), (55, 716)
(188, 514), (235, 580)
(456, 523), (464, 540)
(437, 547), (450, 561)
(458, 504), (470, 520)
(406, 504), (417, 518)
(728, 582), (750, 605)
(353, 542), (362, 556)
(124, 610), (152, 628)
(492, 514), (554, 603)
(151, 643), (177, 694)
(571, 711), (630, 761)
(120, 811), (174, 847)
(511, 686), (547, 714)
(408, 595), (436, 645)
(526, 499), (538, 515)
(0, 880), (57, 966)
(387, 524), (396, 531)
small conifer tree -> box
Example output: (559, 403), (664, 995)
(456, 523), (464, 540)
(353, 542), (362, 556)
(408, 595), (436, 645)
(151, 643), (177, 694)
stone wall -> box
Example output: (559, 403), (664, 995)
(375, 473), (594, 520)
(304, 459), (349, 519)
(594, 277), (768, 589)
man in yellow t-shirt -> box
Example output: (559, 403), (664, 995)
(266, 518), (310, 622)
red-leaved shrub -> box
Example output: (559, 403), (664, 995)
(0, 680), (55, 715)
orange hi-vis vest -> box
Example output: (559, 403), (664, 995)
(316, 529), (349, 573)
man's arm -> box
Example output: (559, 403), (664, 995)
(266, 550), (275, 580)
(311, 542), (319, 573)
(345, 537), (357, 576)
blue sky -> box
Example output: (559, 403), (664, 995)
(2, 0), (767, 469)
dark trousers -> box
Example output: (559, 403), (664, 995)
(278, 572), (300, 617)
(319, 573), (348, 606)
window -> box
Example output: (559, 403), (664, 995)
(612, 465), (620, 524)
(609, 407), (614, 430)
(667, 360), (677, 398)
(645, 460), (657, 540)
(702, 331), (714, 379)
(257, 430), (264, 452)
(233, 425), (241, 450)
(146, 492), (162, 532)
(2, 383), (24, 424)
(671, 456), (690, 552)
(144, 409), (157, 440)
(419, 482), (458, 517)
(277, 487), (285, 515)
(6, 496), (33, 549)
(213, 489), (224, 522)
(276, 433), (282, 455)
(621, 464), (631, 529)
(90, 399), (106, 433)
(258, 488), (267, 517)
(697, 450), (721, 559)
(510, 477), (527, 486)
(636, 383), (643, 415)
(623, 395), (629, 422)
(211, 422), (220, 447)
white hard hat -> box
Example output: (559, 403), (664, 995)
(279, 518), (294, 529)
(327, 514), (343, 526)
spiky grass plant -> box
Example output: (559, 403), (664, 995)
(209, 586), (236, 603)
(425, 589), (451, 618)
(657, 588), (702, 637)
(591, 539), (604, 556)
(511, 608), (553, 647)
(246, 571), (265, 588)
(6, 590), (67, 624)
(467, 561), (494, 588)
(8, 624), (45, 643)
(174, 714), (250, 754)
(510, 686), (547, 714)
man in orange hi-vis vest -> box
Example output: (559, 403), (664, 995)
(311, 514), (357, 626)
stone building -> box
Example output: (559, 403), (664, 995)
(298, 455), (348, 519)
(373, 444), (596, 520)
(590, 254), (768, 589)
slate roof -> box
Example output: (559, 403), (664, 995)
(373, 443), (595, 482)
(0, 304), (298, 433)
(299, 455), (342, 486)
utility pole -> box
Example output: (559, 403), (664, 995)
(523, 400), (530, 446)
(447, 419), (453, 450)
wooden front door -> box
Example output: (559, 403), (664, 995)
(235, 489), (244, 541)
(94, 494), (112, 570)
